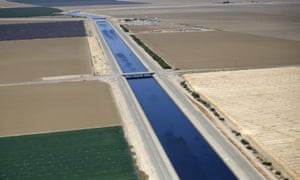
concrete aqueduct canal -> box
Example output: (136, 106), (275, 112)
(96, 21), (236, 179)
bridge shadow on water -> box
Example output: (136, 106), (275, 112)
(97, 20), (237, 179)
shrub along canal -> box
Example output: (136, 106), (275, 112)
(97, 20), (236, 179)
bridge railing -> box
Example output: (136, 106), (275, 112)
(123, 72), (154, 79)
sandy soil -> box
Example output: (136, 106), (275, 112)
(183, 66), (300, 179)
(85, 18), (111, 75)
(138, 31), (300, 69)
(135, 4), (300, 41)
(124, 24), (184, 33)
(0, 37), (92, 83)
(81, 2), (300, 40)
(0, 81), (121, 137)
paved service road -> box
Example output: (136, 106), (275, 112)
(94, 19), (179, 180)
(111, 21), (264, 180)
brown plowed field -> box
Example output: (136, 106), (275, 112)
(0, 37), (91, 83)
(138, 31), (300, 69)
(0, 81), (121, 137)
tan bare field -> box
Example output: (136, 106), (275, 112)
(124, 24), (184, 33)
(135, 4), (300, 41)
(138, 31), (300, 69)
(0, 81), (121, 137)
(82, 2), (300, 40)
(183, 66), (300, 179)
(0, 37), (92, 83)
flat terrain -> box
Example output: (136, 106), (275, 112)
(0, 81), (121, 137)
(138, 31), (300, 69)
(0, 0), (31, 7)
(7, 0), (144, 6)
(0, 126), (138, 179)
(0, 37), (91, 83)
(88, 2), (300, 40)
(0, 18), (85, 24)
(183, 66), (300, 179)
(124, 24), (185, 33)
(0, 7), (62, 18)
(0, 21), (86, 40)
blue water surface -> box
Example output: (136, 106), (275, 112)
(128, 78), (236, 180)
(97, 21), (147, 73)
(97, 19), (236, 180)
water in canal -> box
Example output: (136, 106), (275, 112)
(97, 21), (147, 73)
(97, 21), (236, 180)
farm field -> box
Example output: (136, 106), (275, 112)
(0, 18), (85, 24)
(7, 0), (144, 6)
(0, 37), (91, 83)
(0, 21), (86, 41)
(89, 1), (300, 40)
(0, 0), (30, 8)
(137, 31), (300, 69)
(183, 66), (300, 179)
(0, 126), (138, 179)
(0, 81), (121, 137)
(0, 7), (62, 18)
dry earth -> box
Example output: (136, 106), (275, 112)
(183, 66), (300, 179)
(0, 37), (92, 83)
(138, 31), (300, 69)
(79, 1), (300, 40)
(85, 18), (111, 75)
(123, 24), (185, 33)
(0, 81), (121, 137)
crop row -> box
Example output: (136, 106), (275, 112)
(0, 7), (62, 18)
(0, 21), (86, 41)
(8, 0), (143, 6)
(0, 126), (138, 179)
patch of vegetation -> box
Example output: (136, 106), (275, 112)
(231, 130), (241, 136)
(0, 126), (138, 179)
(130, 34), (172, 69)
(262, 161), (272, 166)
(180, 80), (228, 124)
(120, 24), (129, 32)
(213, 111), (220, 117)
(191, 92), (200, 99)
(179, 80), (290, 179)
(241, 139), (250, 145)
(0, 7), (62, 18)
(246, 145), (253, 150)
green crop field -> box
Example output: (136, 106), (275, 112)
(10, 0), (84, 2)
(0, 126), (138, 179)
(0, 7), (62, 18)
